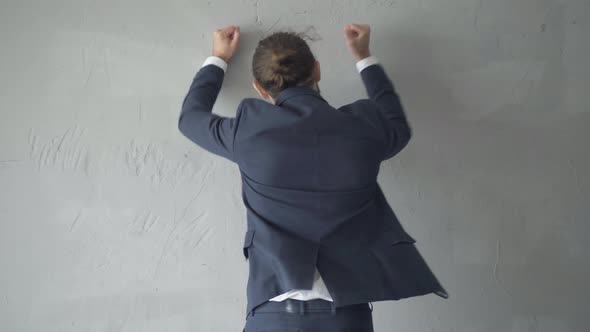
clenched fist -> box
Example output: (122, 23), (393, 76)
(212, 25), (240, 62)
(344, 23), (371, 61)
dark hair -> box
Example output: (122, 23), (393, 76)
(252, 31), (318, 99)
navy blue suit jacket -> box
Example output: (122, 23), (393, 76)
(178, 60), (449, 319)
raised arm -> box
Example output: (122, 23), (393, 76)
(345, 24), (412, 160)
(178, 26), (242, 161)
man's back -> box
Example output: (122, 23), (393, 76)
(235, 96), (382, 190)
(221, 63), (448, 318)
(178, 37), (448, 321)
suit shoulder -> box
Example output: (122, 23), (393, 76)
(238, 98), (284, 115)
(234, 98), (252, 113)
(239, 97), (265, 106)
(337, 99), (386, 134)
(337, 98), (376, 113)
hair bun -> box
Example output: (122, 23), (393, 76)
(252, 31), (316, 95)
(271, 50), (295, 74)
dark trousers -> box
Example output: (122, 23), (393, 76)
(243, 299), (374, 332)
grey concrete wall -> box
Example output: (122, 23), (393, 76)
(1, 0), (589, 331)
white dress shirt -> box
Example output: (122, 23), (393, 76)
(201, 53), (380, 302)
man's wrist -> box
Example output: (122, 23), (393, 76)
(202, 55), (228, 73)
(213, 54), (229, 62)
(356, 51), (371, 62)
(356, 54), (379, 73)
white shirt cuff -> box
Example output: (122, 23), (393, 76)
(202, 56), (227, 73)
(356, 55), (379, 73)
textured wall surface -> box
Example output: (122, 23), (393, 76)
(1, 0), (589, 331)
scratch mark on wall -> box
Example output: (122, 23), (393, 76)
(153, 153), (171, 187)
(40, 145), (49, 169)
(568, 159), (583, 195)
(69, 209), (83, 232)
(125, 139), (148, 176)
(131, 210), (160, 234)
(176, 160), (214, 224)
(263, 17), (281, 35)
(181, 211), (206, 250)
(302, 25), (322, 41)
(29, 125), (89, 174)
(153, 239), (172, 277)
(193, 227), (212, 248)
(254, 0), (261, 25)
(189, 211), (206, 225)
(54, 127), (71, 166)
(29, 128), (37, 155)
(493, 239), (513, 298)
(94, 247), (113, 270)
(75, 146), (84, 172)
(169, 162), (189, 190)
(327, 0), (353, 24)
(111, 139), (202, 188)
(73, 145), (86, 173)
(152, 220), (181, 278)
(84, 68), (93, 87)
(539, 3), (558, 33)
(179, 212), (204, 238)
(146, 213), (159, 232)
(474, 0), (483, 31)
(94, 261), (108, 270)
(123, 141), (169, 186)
(138, 99), (143, 123)
(152, 161), (214, 276)
(28, 128), (204, 189)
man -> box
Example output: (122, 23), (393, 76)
(178, 23), (448, 331)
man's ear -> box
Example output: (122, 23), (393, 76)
(252, 80), (276, 104)
(312, 60), (321, 83)
(252, 80), (269, 99)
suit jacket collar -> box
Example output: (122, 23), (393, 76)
(274, 85), (326, 106)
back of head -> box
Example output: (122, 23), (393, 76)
(252, 31), (317, 99)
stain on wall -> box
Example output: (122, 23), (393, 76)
(0, 0), (588, 331)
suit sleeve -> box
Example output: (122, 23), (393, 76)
(359, 61), (412, 161)
(178, 63), (241, 162)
